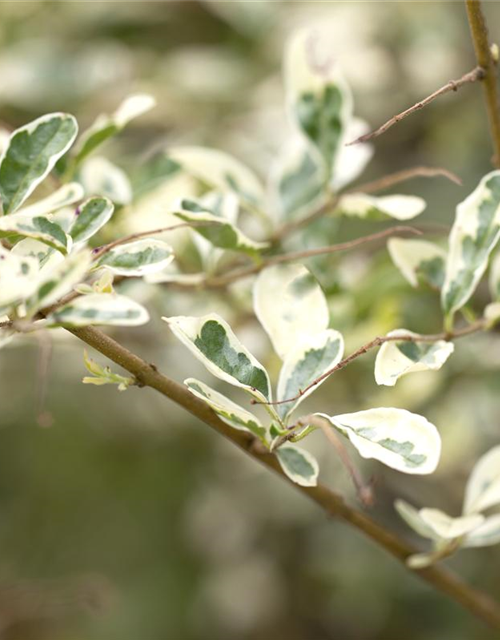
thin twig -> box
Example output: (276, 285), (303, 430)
(347, 66), (485, 146)
(206, 226), (422, 288)
(465, 0), (500, 167)
(64, 324), (500, 630)
(350, 166), (462, 195)
(256, 320), (487, 408)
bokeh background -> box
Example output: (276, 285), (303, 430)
(1, 1), (500, 639)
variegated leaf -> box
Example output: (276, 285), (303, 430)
(79, 156), (132, 205)
(0, 113), (78, 214)
(16, 182), (84, 217)
(47, 293), (149, 327)
(285, 28), (352, 179)
(489, 251), (500, 300)
(163, 313), (271, 402)
(185, 378), (267, 440)
(463, 514), (500, 547)
(463, 445), (500, 514)
(331, 117), (373, 191)
(167, 146), (264, 206)
(387, 238), (447, 289)
(254, 264), (329, 360)
(276, 444), (319, 487)
(74, 94), (156, 166)
(375, 330), (454, 387)
(334, 194), (426, 221)
(442, 170), (500, 316)
(69, 196), (114, 244)
(319, 407), (441, 474)
(174, 197), (267, 255)
(26, 249), (92, 312)
(96, 239), (174, 276)
(0, 246), (39, 309)
(394, 500), (441, 541)
(418, 508), (484, 540)
(0, 214), (70, 254)
(277, 329), (344, 421)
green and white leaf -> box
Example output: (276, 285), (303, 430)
(0, 214), (70, 254)
(285, 28), (352, 178)
(0, 113), (78, 214)
(489, 251), (500, 300)
(277, 329), (344, 421)
(11, 237), (55, 268)
(375, 330), (454, 387)
(276, 444), (319, 487)
(331, 117), (373, 191)
(26, 249), (92, 312)
(47, 293), (149, 327)
(395, 500), (442, 541)
(95, 239), (174, 276)
(319, 407), (441, 474)
(82, 350), (134, 391)
(254, 264), (329, 360)
(167, 146), (264, 206)
(418, 508), (484, 540)
(387, 238), (447, 289)
(185, 377), (267, 441)
(79, 156), (132, 206)
(463, 445), (500, 514)
(269, 137), (326, 221)
(69, 196), (114, 244)
(442, 170), (500, 316)
(173, 197), (268, 255)
(163, 313), (271, 402)
(463, 515), (500, 548)
(16, 182), (84, 217)
(334, 193), (426, 221)
(0, 246), (39, 309)
(74, 94), (156, 165)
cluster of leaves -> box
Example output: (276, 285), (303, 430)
(1, 27), (500, 567)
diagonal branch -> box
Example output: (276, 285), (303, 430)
(347, 66), (485, 146)
(64, 324), (500, 630)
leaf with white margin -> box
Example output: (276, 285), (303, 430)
(388, 238), (447, 289)
(463, 445), (500, 514)
(95, 239), (174, 276)
(16, 182), (84, 217)
(11, 237), (55, 268)
(79, 156), (132, 205)
(73, 94), (156, 166)
(163, 313), (271, 402)
(26, 249), (92, 312)
(331, 117), (373, 191)
(285, 28), (352, 178)
(318, 408), (441, 474)
(269, 137), (326, 222)
(442, 170), (500, 316)
(375, 330), (454, 387)
(395, 500), (442, 541)
(334, 193), (426, 221)
(418, 509), (484, 539)
(69, 196), (114, 244)
(276, 444), (319, 487)
(167, 146), (264, 206)
(489, 252), (500, 300)
(0, 214), (70, 254)
(276, 329), (344, 421)
(463, 514), (500, 547)
(484, 302), (500, 325)
(185, 377), (267, 441)
(174, 197), (268, 255)
(0, 246), (39, 309)
(47, 293), (149, 327)
(254, 264), (329, 360)
(0, 113), (78, 214)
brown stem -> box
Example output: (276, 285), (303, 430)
(351, 166), (462, 195)
(258, 320), (486, 408)
(465, 0), (500, 167)
(64, 324), (500, 629)
(347, 66), (485, 146)
(206, 226), (422, 288)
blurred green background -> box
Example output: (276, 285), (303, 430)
(1, 1), (500, 639)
